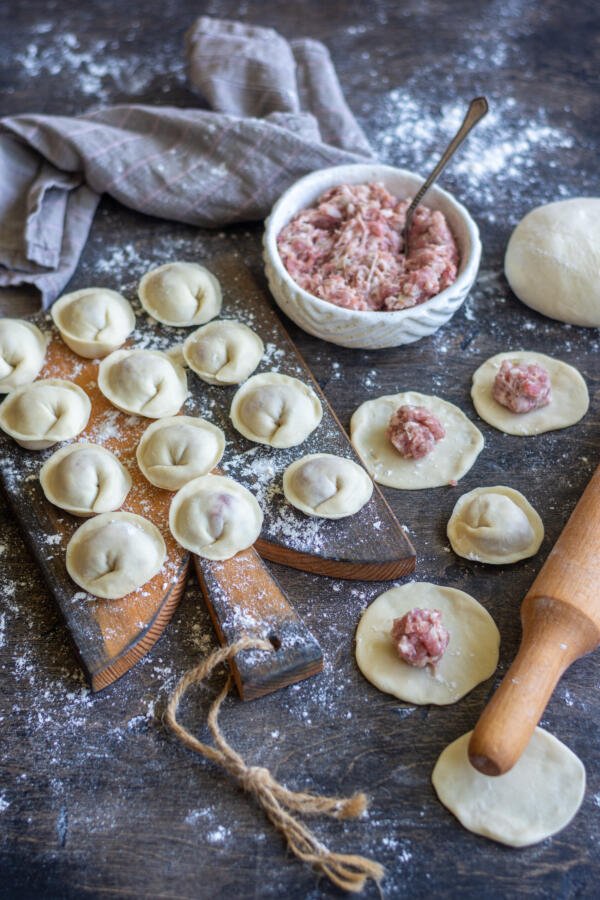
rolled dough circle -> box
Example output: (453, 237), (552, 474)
(355, 582), (500, 705)
(471, 351), (589, 435)
(350, 392), (484, 489)
(432, 728), (586, 847)
(505, 198), (600, 327)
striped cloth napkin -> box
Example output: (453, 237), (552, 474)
(0, 17), (372, 308)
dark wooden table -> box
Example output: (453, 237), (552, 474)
(1, 1), (599, 897)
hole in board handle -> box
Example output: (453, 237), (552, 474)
(268, 633), (282, 651)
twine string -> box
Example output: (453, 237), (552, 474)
(164, 636), (384, 893)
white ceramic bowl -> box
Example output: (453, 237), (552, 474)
(263, 163), (481, 349)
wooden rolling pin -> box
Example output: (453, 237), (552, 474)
(469, 463), (600, 776)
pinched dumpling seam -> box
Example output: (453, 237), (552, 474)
(0, 319), (48, 393)
(40, 442), (132, 516)
(0, 379), (91, 449)
(98, 349), (188, 418)
(138, 262), (222, 327)
(137, 416), (225, 490)
(51, 288), (136, 358)
(283, 453), (373, 518)
(183, 319), (264, 385)
(230, 373), (323, 448)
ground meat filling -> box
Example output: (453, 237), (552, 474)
(492, 360), (552, 414)
(391, 608), (450, 669)
(387, 404), (446, 459)
(277, 182), (459, 311)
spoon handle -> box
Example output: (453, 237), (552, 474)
(402, 96), (488, 246)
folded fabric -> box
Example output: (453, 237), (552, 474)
(0, 16), (372, 308)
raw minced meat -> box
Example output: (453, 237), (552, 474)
(387, 404), (446, 459)
(276, 182), (459, 311)
(391, 608), (450, 668)
(492, 359), (552, 413)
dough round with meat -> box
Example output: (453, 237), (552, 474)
(138, 262), (222, 327)
(169, 474), (263, 560)
(432, 728), (585, 847)
(183, 319), (264, 385)
(137, 416), (225, 490)
(51, 287), (135, 358)
(66, 511), (166, 600)
(350, 391), (484, 489)
(447, 485), (544, 564)
(0, 319), (48, 393)
(40, 442), (131, 516)
(0, 379), (91, 450)
(230, 373), (322, 448)
(355, 582), (499, 705)
(471, 351), (588, 435)
(98, 349), (187, 418)
(283, 453), (373, 518)
(505, 198), (600, 327)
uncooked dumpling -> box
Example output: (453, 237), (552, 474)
(183, 319), (264, 385)
(355, 582), (499, 705)
(169, 474), (263, 560)
(136, 416), (225, 490)
(283, 453), (373, 519)
(98, 349), (187, 418)
(505, 198), (600, 327)
(40, 442), (132, 516)
(230, 373), (322, 448)
(0, 379), (91, 450)
(138, 262), (222, 327)
(432, 728), (585, 847)
(66, 511), (166, 599)
(447, 486), (544, 564)
(471, 351), (588, 435)
(51, 288), (135, 358)
(0, 319), (48, 393)
(351, 391), (484, 489)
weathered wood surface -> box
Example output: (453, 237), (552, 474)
(0, 1), (599, 898)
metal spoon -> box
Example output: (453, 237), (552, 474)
(402, 96), (489, 250)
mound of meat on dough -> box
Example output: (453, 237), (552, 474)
(387, 404), (446, 459)
(392, 608), (450, 669)
(492, 359), (552, 414)
(277, 182), (459, 311)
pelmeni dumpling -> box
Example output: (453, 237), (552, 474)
(98, 349), (187, 418)
(66, 512), (166, 599)
(183, 320), (264, 385)
(51, 287), (135, 358)
(283, 453), (373, 519)
(0, 319), (48, 393)
(447, 485), (544, 564)
(137, 416), (225, 490)
(40, 442), (132, 517)
(138, 262), (222, 327)
(169, 474), (263, 560)
(0, 379), (91, 449)
(230, 373), (322, 448)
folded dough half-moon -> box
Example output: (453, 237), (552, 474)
(0, 378), (91, 449)
(283, 453), (373, 519)
(40, 442), (132, 516)
(138, 262), (222, 327)
(66, 511), (166, 599)
(51, 287), (135, 358)
(98, 349), (187, 418)
(137, 416), (225, 490)
(169, 474), (263, 560)
(230, 373), (322, 448)
(183, 319), (264, 385)
(0, 319), (48, 393)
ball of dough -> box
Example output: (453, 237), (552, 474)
(0, 378), (91, 450)
(230, 373), (322, 448)
(471, 351), (589, 435)
(138, 262), (222, 327)
(505, 198), (600, 327)
(40, 442), (132, 516)
(432, 728), (585, 847)
(51, 288), (135, 358)
(183, 319), (264, 385)
(355, 582), (500, 705)
(283, 453), (373, 519)
(447, 486), (544, 564)
(0, 319), (48, 393)
(169, 474), (263, 560)
(66, 512), (166, 599)
(136, 416), (225, 490)
(351, 392), (484, 489)
(98, 349), (188, 418)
